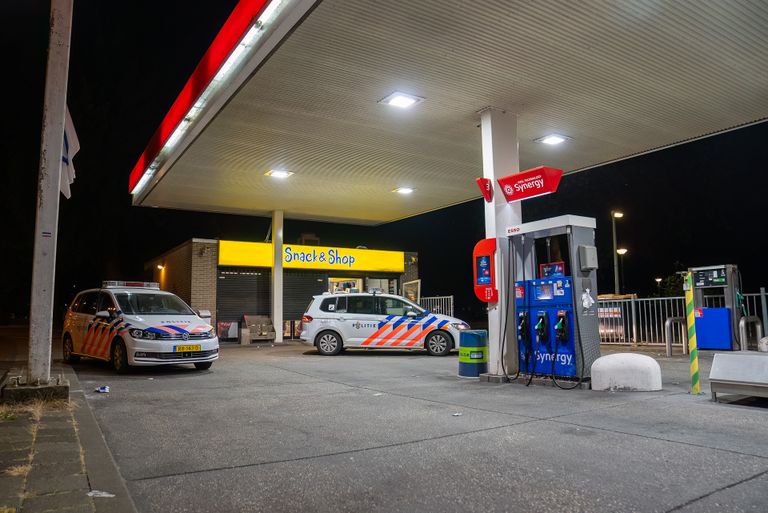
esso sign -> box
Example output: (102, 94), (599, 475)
(473, 238), (498, 303)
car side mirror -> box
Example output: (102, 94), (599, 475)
(95, 310), (110, 319)
(406, 311), (417, 318)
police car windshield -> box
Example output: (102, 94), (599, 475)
(113, 292), (195, 316)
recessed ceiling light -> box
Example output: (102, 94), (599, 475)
(393, 187), (415, 194)
(265, 170), (293, 179)
(534, 134), (570, 145)
(378, 92), (425, 109)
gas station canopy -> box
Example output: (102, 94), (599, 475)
(130, 0), (768, 225)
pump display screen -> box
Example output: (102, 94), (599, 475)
(475, 256), (492, 285)
(693, 268), (726, 288)
(534, 283), (554, 300)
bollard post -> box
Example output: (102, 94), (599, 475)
(684, 273), (701, 395)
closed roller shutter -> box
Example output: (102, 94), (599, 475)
(284, 271), (328, 319)
(216, 267), (271, 323)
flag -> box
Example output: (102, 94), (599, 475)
(60, 106), (80, 198)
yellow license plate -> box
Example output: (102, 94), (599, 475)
(174, 345), (201, 352)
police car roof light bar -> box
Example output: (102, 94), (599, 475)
(102, 281), (160, 289)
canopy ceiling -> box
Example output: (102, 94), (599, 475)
(135, 0), (768, 225)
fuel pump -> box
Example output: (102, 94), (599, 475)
(503, 215), (602, 388)
(689, 265), (745, 350)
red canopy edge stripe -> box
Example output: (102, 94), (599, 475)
(128, 0), (270, 193)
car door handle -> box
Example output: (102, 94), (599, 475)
(338, 317), (346, 322)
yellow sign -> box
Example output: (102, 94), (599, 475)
(218, 241), (273, 267)
(218, 241), (404, 273)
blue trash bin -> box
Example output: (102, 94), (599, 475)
(458, 330), (488, 378)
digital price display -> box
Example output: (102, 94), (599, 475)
(476, 256), (492, 285)
(535, 283), (554, 300)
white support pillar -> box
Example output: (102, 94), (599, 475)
(479, 108), (521, 377)
(28, 0), (74, 385)
(271, 210), (284, 343)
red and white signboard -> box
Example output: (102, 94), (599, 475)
(476, 177), (493, 202)
(497, 166), (563, 203)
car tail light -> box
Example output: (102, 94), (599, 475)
(302, 315), (313, 323)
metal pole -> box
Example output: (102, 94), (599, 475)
(630, 294), (638, 346)
(612, 214), (619, 294)
(28, 0), (74, 385)
(761, 287), (767, 332)
(271, 210), (284, 343)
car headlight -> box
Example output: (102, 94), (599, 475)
(129, 329), (157, 340)
(451, 322), (470, 330)
(204, 328), (215, 339)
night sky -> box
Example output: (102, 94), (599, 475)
(3, 1), (767, 324)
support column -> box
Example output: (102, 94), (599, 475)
(28, 0), (74, 385)
(480, 108), (521, 377)
(271, 210), (284, 343)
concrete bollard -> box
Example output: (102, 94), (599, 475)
(591, 353), (662, 391)
(239, 328), (251, 345)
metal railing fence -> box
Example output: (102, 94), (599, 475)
(420, 296), (454, 317)
(703, 293), (764, 318)
(598, 289), (768, 347)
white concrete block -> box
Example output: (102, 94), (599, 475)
(591, 353), (662, 391)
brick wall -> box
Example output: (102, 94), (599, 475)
(190, 240), (219, 326)
(151, 242), (192, 303)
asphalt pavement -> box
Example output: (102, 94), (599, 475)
(68, 342), (768, 513)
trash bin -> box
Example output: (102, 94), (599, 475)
(458, 330), (488, 378)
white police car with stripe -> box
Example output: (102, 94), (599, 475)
(300, 292), (470, 356)
(62, 281), (218, 373)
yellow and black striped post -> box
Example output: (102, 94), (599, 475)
(684, 272), (701, 395)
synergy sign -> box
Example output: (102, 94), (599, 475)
(497, 166), (563, 203)
(218, 241), (404, 273)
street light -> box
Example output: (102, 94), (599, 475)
(616, 248), (628, 294)
(611, 211), (624, 294)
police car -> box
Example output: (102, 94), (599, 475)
(62, 281), (219, 373)
(300, 292), (470, 356)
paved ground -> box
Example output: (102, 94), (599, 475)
(65, 341), (768, 513)
(0, 364), (135, 513)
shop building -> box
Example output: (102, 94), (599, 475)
(146, 238), (418, 340)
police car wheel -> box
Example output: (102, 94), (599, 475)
(111, 340), (129, 374)
(316, 331), (342, 356)
(194, 362), (213, 370)
(425, 331), (452, 356)
(62, 335), (80, 363)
